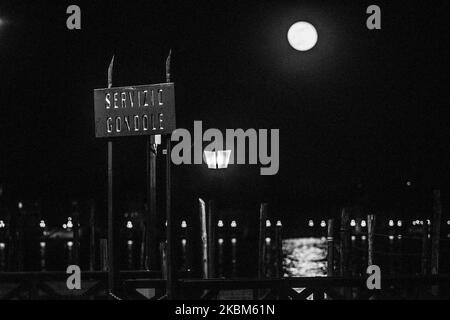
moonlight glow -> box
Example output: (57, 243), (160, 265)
(287, 21), (318, 51)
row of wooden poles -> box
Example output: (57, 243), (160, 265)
(0, 201), (86, 271)
(328, 189), (444, 277)
(153, 200), (283, 279)
(3, 189), (444, 281)
(0, 199), (284, 280)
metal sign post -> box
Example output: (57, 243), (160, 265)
(165, 137), (175, 299)
(164, 50), (175, 298)
(145, 136), (157, 271)
(94, 52), (176, 298)
(106, 56), (119, 298)
(145, 50), (171, 272)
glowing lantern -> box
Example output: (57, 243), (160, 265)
(203, 150), (231, 169)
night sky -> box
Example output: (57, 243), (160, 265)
(0, 0), (448, 223)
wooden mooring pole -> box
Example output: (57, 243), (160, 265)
(207, 200), (216, 278)
(258, 203), (268, 280)
(421, 223), (429, 275)
(274, 220), (283, 278)
(99, 238), (108, 271)
(327, 219), (334, 277)
(199, 198), (208, 279)
(72, 202), (80, 266)
(165, 137), (176, 299)
(160, 241), (167, 279)
(339, 209), (350, 276)
(367, 214), (376, 266)
(431, 189), (442, 295)
(89, 201), (96, 271)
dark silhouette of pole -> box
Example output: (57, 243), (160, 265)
(106, 55), (119, 297)
(367, 214), (376, 267)
(431, 189), (442, 295)
(146, 136), (157, 270)
(339, 209), (350, 276)
(89, 201), (96, 271)
(421, 223), (429, 275)
(327, 219), (334, 277)
(207, 200), (216, 278)
(258, 203), (268, 279)
(72, 201), (80, 266)
(165, 137), (176, 299)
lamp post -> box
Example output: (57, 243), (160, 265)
(203, 150), (231, 279)
(203, 149), (232, 202)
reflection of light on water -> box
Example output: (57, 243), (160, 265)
(283, 238), (327, 277)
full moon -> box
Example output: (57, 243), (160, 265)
(287, 21), (318, 51)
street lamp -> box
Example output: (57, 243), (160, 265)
(203, 150), (231, 169)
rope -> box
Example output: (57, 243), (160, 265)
(108, 292), (123, 300)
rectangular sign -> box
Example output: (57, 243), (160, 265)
(93, 83), (176, 138)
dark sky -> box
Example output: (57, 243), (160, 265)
(0, 0), (448, 220)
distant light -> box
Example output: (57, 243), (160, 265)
(0, 220), (5, 228)
(0, 243), (5, 249)
(217, 220), (224, 228)
(266, 220), (271, 228)
(39, 220), (46, 228)
(265, 237), (271, 244)
(350, 219), (356, 227)
(361, 220), (367, 228)
(276, 220), (282, 227)
(447, 220), (450, 226)
(287, 21), (318, 51)
(397, 220), (402, 227)
(218, 238), (224, 245)
(181, 220), (187, 228)
(126, 221), (133, 229)
(320, 220), (326, 228)
(231, 238), (237, 244)
(18, 202), (23, 209)
(230, 220), (237, 228)
(62, 224), (67, 229)
(67, 241), (73, 247)
(389, 235), (394, 240)
(40, 242), (46, 248)
(308, 219), (314, 227)
(68, 217), (72, 221)
(127, 240), (133, 246)
(361, 235), (367, 241)
(406, 181), (412, 187)
(181, 239), (187, 246)
(389, 220), (394, 227)
(426, 219), (431, 225)
(67, 220), (73, 229)
(351, 235), (356, 241)
(397, 235), (402, 240)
